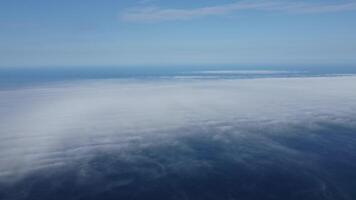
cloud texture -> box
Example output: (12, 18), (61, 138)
(1, 76), (356, 199)
(121, 0), (356, 22)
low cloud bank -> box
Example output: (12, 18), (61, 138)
(1, 76), (356, 199)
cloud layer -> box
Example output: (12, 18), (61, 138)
(1, 76), (356, 199)
(0, 76), (356, 178)
(121, 0), (356, 22)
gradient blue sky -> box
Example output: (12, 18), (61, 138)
(1, 0), (356, 68)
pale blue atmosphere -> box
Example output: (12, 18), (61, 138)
(1, 0), (356, 68)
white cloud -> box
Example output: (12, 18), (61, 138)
(1, 76), (356, 180)
(121, 0), (356, 22)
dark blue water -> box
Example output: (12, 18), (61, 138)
(1, 66), (356, 200)
(1, 65), (356, 89)
(1, 121), (356, 200)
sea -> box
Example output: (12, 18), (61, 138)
(0, 66), (356, 200)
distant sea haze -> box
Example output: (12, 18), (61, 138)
(0, 72), (356, 200)
(1, 67), (355, 89)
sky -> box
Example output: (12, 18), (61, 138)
(1, 0), (356, 68)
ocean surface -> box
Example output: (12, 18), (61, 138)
(1, 68), (356, 200)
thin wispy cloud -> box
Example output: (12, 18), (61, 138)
(121, 0), (356, 22)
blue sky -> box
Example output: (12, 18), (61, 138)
(1, 0), (356, 68)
